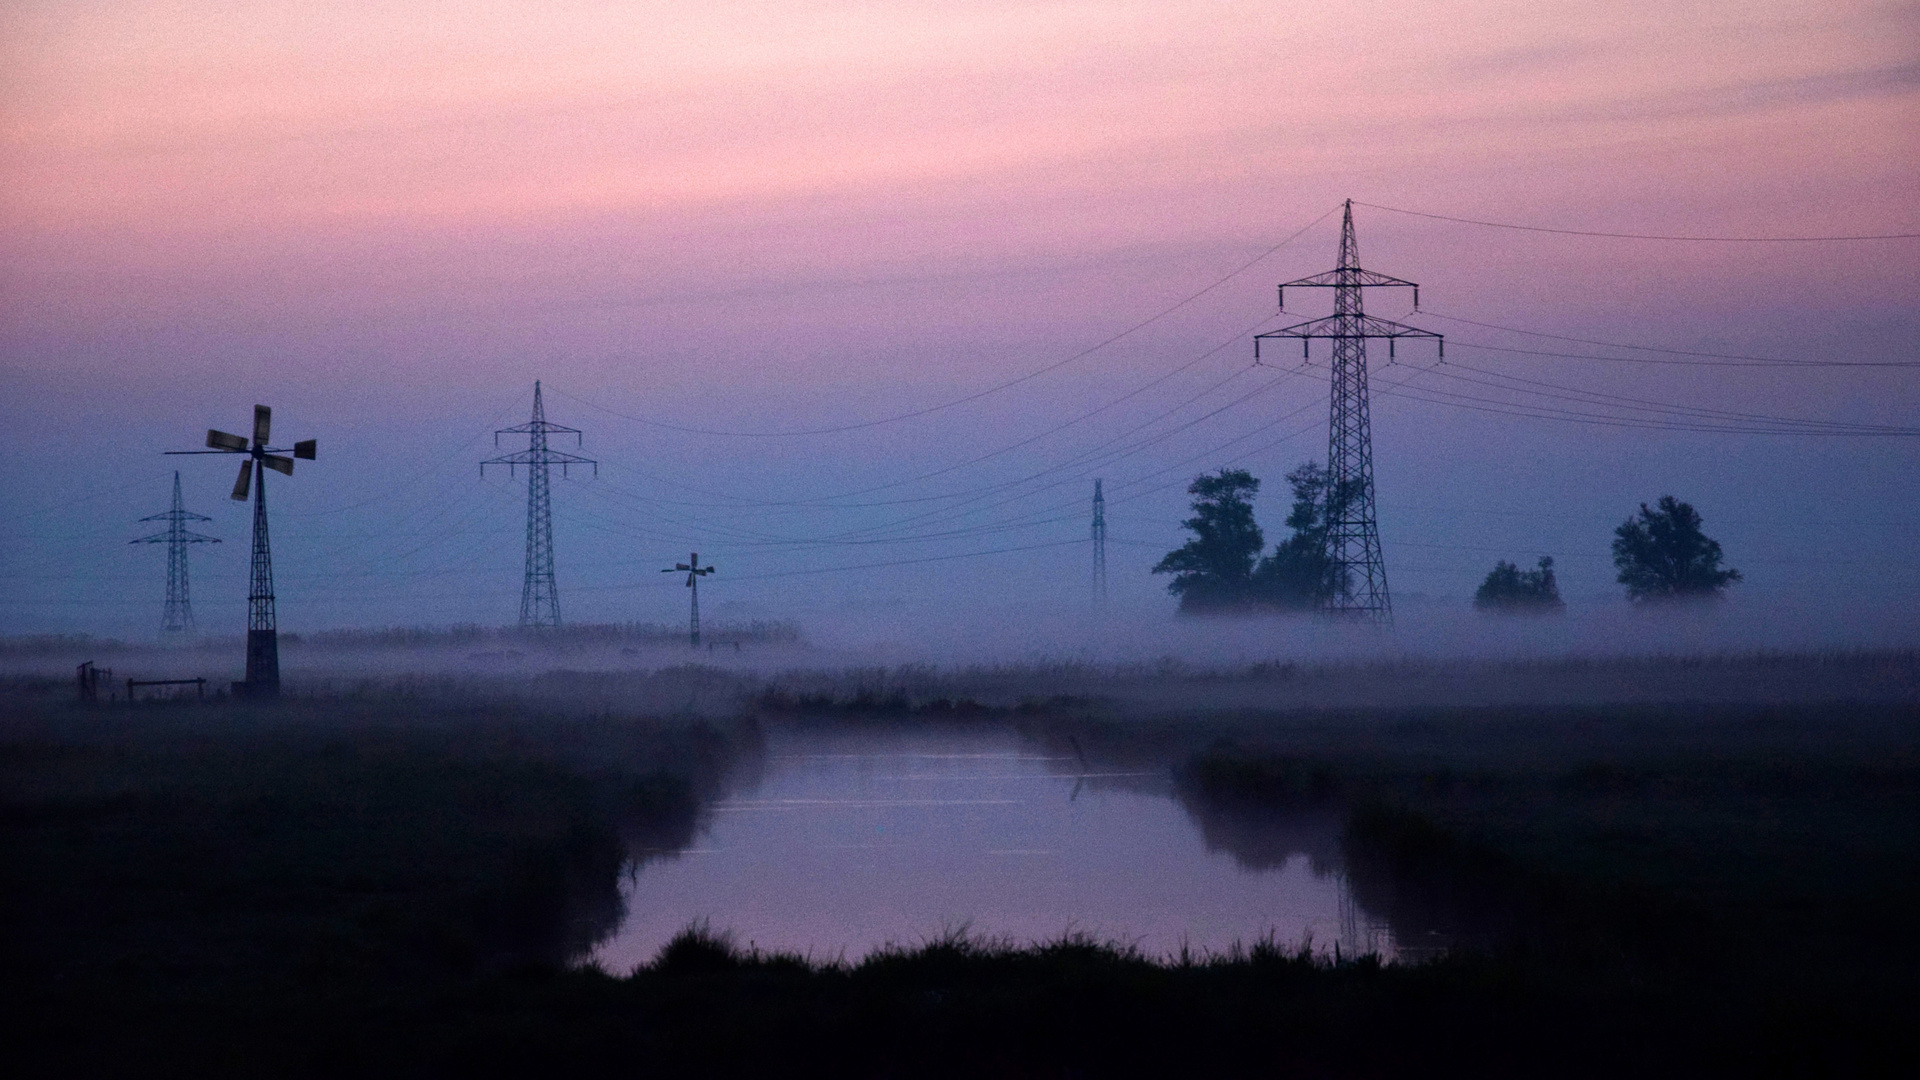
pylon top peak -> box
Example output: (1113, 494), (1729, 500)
(1339, 199), (1360, 270)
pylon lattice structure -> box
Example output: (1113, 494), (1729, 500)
(167, 404), (317, 696)
(1256, 200), (1442, 621)
(663, 553), (714, 647)
(1090, 479), (1108, 610)
(131, 471), (220, 635)
(483, 381), (594, 628)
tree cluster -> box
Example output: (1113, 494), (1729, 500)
(1156, 467), (1742, 615)
(1152, 464), (1350, 614)
(1473, 557), (1563, 613)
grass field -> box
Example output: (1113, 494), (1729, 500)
(4, 659), (1916, 1076)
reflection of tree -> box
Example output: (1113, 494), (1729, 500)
(1173, 788), (1347, 877)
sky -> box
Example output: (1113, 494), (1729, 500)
(2, 0), (1917, 651)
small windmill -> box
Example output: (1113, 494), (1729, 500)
(168, 405), (315, 696)
(662, 552), (714, 647)
(131, 471), (220, 636)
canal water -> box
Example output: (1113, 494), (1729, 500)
(589, 727), (1397, 970)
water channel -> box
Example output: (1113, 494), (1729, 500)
(589, 727), (1400, 969)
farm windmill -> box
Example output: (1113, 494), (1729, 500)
(168, 405), (315, 696)
(662, 552), (714, 647)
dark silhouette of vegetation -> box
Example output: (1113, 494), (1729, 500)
(1152, 468), (1265, 612)
(1252, 461), (1353, 610)
(1474, 556), (1564, 613)
(1155, 463), (1351, 613)
(10, 679), (1919, 1076)
(1612, 496), (1741, 602)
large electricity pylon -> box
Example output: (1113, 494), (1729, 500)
(131, 471), (219, 635)
(1256, 200), (1442, 621)
(483, 381), (594, 628)
(1090, 478), (1108, 611)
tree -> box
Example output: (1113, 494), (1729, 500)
(1611, 496), (1741, 602)
(1153, 469), (1264, 613)
(1474, 556), (1564, 613)
(1251, 462), (1348, 610)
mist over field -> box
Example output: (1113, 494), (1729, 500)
(4, 3), (1918, 1075)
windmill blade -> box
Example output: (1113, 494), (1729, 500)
(293, 439), (316, 460)
(675, 564), (691, 571)
(231, 460), (252, 501)
(253, 405), (271, 447)
(207, 429), (248, 452)
(262, 454), (294, 476)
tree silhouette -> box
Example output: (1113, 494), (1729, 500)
(1252, 462), (1350, 610)
(1611, 496), (1741, 602)
(1474, 556), (1564, 613)
(1153, 468), (1264, 613)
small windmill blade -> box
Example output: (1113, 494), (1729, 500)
(231, 460), (253, 501)
(293, 439), (317, 460)
(262, 455), (294, 476)
(253, 405), (271, 447)
(207, 429), (248, 451)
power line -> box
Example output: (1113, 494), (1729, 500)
(1426, 312), (1920, 368)
(1428, 361), (1918, 434)
(1355, 202), (1920, 242)
(542, 206), (1340, 439)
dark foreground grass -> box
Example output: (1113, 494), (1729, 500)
(1178, 701), (1920, 1077)
(0, 680), (745, 1076)
(7, 680), (1917, 1077)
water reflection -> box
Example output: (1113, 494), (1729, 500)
(589, 727), (1397, 970)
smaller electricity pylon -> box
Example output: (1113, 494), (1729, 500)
(1090, 479), (1108, 611)
(484, 382), (594, 629)
(663, 552), (714, 647)
(132, 471), (219, 636)
(167, 405), (316, 696)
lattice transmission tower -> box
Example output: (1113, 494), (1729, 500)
(131, 471), (220, 636)
(483, 381), (594, 628)
(1256, 200), (1442, 621)
(1090, 478), (1108, 611)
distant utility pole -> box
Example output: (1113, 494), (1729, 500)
(131, 471), (219, 636)
(483, 381), (595, 629)
(663, 552), (714, 647)
(1091, 479), (1108, 611)
(1256, 200), (1442, 621)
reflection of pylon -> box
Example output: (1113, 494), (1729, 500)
(483, 382), (595, 628)
(1091, 479), (1108, 611)
(132, 472), (220, 635)
(1256, 200), (1443, 621)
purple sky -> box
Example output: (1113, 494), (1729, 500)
(3, 0), (1917, 647)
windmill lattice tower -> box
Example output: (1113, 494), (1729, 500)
(1256, 200), (1442, 621)
(168, 405), (316, 695)
(483, 381), (595, 628)
(131, 471), (220, 636)
(663, 553), (714, 647)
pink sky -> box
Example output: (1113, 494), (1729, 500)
(2, 0), (1916, 639)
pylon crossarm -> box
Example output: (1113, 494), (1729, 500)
(1258, 314), (1443, 340)
(1278, 269), (1422, 311)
